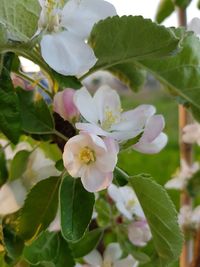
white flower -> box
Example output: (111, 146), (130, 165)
(63, 133), (118, 192)
(108, 184), (144, 220)
(74, 86), (157, 142)
(84, 243), (138, 267)
(38, 0), (116, 76)
(178, 205), (193, 229)
(0, 148), (60, 216)
(133, 114), (168, 154)
(182, 123), (200, 145)
(53, 88), (80, 122)
(165, 160), (199, 190)
(128, 220), (152, 247)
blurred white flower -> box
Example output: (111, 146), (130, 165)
(133, 115), (168, 154)
(182, 123), (200, 145)
(128, 219), (152, 247)
(0, 148), (60, 216)
(37, 0), (116, 76)
(53, 88), (80, 122)
(108, 184), (144, 220)
(178, 205), (194, 230)
(75, 86), (159, 142)
(63, 133), (118, 192)
(165, 160), (199, 190)
(188, 18), (200, 37)
(84, 243), (138, 267)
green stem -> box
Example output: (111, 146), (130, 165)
(16, 71), (53, 98)
(53, 130), (68, 142)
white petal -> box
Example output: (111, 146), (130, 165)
(115, 256), (139, 267)
(188, 18), (200, 37)
(76, 123), (108, 136)
(109, 129), (142, 142)
(0, 180), (27, 215)
(40, 31), (97, 76)
(104, 243), (122, 262)
(116, 202), (133, 220)
(81, 167), (113, 192)
(84, 250), (103, 266)
(165, 177), (186, 190)
(108, 184), (123, 203)
(93, 86), (121, 124)
(141, 115), (165, 143)
(74, 88), (99, 123)
(61, 0), (116, 38)
(133, 133), (168, 154)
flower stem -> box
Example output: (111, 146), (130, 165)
(53, 130), (68, 142)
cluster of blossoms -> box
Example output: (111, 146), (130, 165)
(54, 85), (168, 192)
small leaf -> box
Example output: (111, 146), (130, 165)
(114, 167), (129, 186)
(17, 89), (54, 135)
(17, 176), (61, 240)
(187, 170), (200, 197)
(23, 231), (59, 265)
(60, 175), (95, 242)
(0, 68), (21, 143)
(155, 0), (174, 24)
(70, 229), (103, 258)
(95, 198), (111, 227)
(0, 0), (40, 41)
(174, 0), (192, 8)
(9, 150), (30, 181)
(129, 175), (183, 266)
(52, 71), (82, 89)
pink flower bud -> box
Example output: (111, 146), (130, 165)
(11, 74), (34, 91)
(53, 88), (79, 122)
(128, 219), (152, 247)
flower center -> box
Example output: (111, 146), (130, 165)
(102, 260), (113, 267)
(102, 108), (120, 130)
(79, 147), (96, 164)
(126, 199), (136, 210)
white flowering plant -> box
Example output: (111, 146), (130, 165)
(1, 0), (200, 266)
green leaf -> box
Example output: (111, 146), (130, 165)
(0, 0), (40, 41)
(60, 175), (95, 242)
(95, 198), (111, 227)
(52, 71), (82, 89)
(174, 0), (192, 8)
(129, 175), (183, 266)
(88, 16), (179, 75)
(9, 150), (30, 181)
(70, 228), (103, 258)
(0, 149), (8, 186)
(17, 89), (54, 135)
(198, 0), (200, 9)
(114, 167), (128, 186)
(0, 68), (21, 143)
(155, 0), (175, 24)
(23, 231), (59, 265)
(109, 63), (146, 92)
(17, 176), (61, 240)
(0, 24), (7, 49)
(138, 29), (200, 120)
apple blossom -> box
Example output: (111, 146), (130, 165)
(53, 88), (79, 122)
(63, 133), (118, 192)
(83, 243), (138, 267)
(128, 219), (152, 247)
(74, 86), (162, 142)
(0, 148), (60, 216)
(182, 123), (200, 145)
(107, 184), (145, 220)
(165, 160), (199, 190)
(133, 114), (168, 154)
(37, 0), (116, 76)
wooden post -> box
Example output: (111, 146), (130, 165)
(177, 7), (194, 267)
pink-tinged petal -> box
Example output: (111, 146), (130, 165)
(104, 137), (119, 154)
(109, 129), (142, 142)
(141, 115), (165, 143)
(133, 132), (168, 154)
(53, 89), (79, 121)
(115, 256), (139, 267)
(40, 31), (97, 76)
(114, 105), (156, 132)
(76, 123), (108, 137)
(74, 88), (99, 123)
(48, 211), (61, 232)
(84, 250), (103, 266)
(93, 86), (121, 124)
(128, 220), (152, 247)
(104, 243), (122, 262)
(81, 167), (113, 192)
(182, 123), (200, 144)
(61, 0), (116, 38)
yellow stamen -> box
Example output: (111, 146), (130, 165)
(79, 147), (96, 164)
